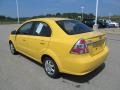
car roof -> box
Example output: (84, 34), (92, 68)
(27, 17), (72, 22)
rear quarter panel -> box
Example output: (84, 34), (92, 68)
(43, 21), (79, 71)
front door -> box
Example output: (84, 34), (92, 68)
(15, 22), (33, 54)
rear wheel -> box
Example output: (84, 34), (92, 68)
(43, 57), (59, 78)
(9, 43), (17, 55)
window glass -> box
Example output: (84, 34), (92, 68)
(56, 20), (93, 35)
(35, 23), (44, 35)
(33, 22), (51, 37)
(17, 22), (33, 35)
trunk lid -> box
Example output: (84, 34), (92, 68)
(69, 31), (106, 56)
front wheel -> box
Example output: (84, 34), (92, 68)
(43, 57), (59, 78)
(9, 43), (17, 55)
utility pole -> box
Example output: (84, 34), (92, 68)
(95, 0), (99, 25)
(16, 0), (20, 23)
(93, 0), (99, 30)
(109, 13), (111, 20)
(81, 6), (84, 21)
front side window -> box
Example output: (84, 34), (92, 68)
(33, 22), (51, 37)
(56, 20), (93, 35)
(17, 22), (33, 35)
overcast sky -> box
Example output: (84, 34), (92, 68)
(0, 0), (120, 17)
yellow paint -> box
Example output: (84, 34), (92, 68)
(9, 18), (109, 75)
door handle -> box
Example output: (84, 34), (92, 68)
(40, 40), (46, 45)
(22, 39), (26, 41)
(41, 40), (45, 42)
(40, 42), (45, 45)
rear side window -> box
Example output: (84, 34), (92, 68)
(56, 20), (93, 35)
(32, 22), (51, 37)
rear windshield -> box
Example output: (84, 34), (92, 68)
(56, 20), (93, 35)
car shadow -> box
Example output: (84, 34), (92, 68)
(61, 63), (105, 83)
(17, 53), (105, 83)
(18, 53), (43, 67)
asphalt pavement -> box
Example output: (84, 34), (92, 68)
(0, 24), (120, 90)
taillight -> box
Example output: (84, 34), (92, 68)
(70, 39), (89, 54)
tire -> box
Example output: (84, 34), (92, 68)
(43, 57), (59, 78)
(9, 43), (17, 55)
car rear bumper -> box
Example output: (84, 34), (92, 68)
(61, 47), (109, 75)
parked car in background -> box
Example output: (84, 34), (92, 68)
(83, 19), (106, 28)
(9, 18), (109, 78)
(84, 19), (119, 28)
(106, 20), (119, 28)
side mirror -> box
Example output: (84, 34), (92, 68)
(11, 30), (17, 35)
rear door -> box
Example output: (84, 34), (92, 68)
(27, 21), (51, 61)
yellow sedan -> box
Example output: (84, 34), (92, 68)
(9, 18), (109, 78)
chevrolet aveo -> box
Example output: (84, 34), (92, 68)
(9, 18), (109, 78)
